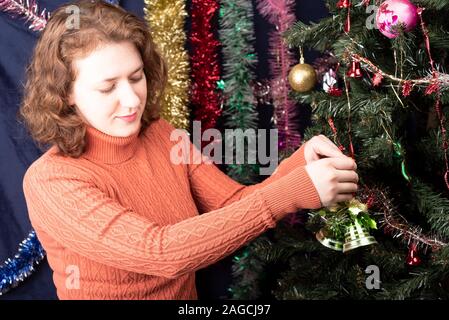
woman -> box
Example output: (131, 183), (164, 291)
(19, 0), (358, 299)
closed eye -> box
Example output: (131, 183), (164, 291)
(99, 76), (143, 94)
(130, 76), (143, 83)
(99, 85), (115, 94)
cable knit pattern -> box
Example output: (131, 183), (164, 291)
(22, 118), (320, 300)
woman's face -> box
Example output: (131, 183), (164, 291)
(69, 41), (147, 137)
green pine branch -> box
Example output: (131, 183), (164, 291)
(411, 180), (449, 238)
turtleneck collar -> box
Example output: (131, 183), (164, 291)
(82, 125), (141, 164)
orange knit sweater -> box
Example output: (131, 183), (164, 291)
(23, 118), (320, 300)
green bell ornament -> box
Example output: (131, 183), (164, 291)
(313, 199), (378, 253)
(342, 219), (377, 253)
(316, 229), (344, 251)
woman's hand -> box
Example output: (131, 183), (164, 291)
(303, 135), (346, 164)
(305, 156), (359, 207)
(272, 134), (349, 180)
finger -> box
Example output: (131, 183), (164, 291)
(318, 134), (343, 151)
(336, 170), (359, 183)
(336, 183), (358, 194)
(314, 136), (345, 159)
(327, 157), (357, 170)
(315, 144), (343, 159)
(313, 139), (345, 158)
(334, 193), (356, 203)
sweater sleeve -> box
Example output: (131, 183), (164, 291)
(156, 118), (315, 213)
(23, 158), (302, 279)
(188, 160), (320, 214)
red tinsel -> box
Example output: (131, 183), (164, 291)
(372, 71), (383, 87)
(402, 80), (413, 97)
(189, 0), (222, 136)
(424, 78), (440, 95)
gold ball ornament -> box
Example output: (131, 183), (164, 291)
(288, 63), (317, 92)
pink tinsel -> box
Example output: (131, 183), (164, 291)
(256, 0), (300, 152)
(0, 0), (50, 32)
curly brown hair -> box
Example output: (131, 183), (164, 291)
(19, 0), (167, 158)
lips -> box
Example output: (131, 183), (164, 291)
(118, 112), (137, 118)
(117, 112), (137, 122)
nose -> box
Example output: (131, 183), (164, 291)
(117, 81), (141, 110)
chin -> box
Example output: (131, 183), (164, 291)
(116, 121), (141, 137)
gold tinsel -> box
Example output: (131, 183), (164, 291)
(144, 0), (190, 129)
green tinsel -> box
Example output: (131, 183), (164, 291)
(218, 0), (259, 184)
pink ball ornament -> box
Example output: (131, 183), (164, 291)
(376, 0), (418, 39)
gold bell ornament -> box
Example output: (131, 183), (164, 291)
(313, 199), (378, 253)
(288, 47), (317, 92)
(342, 219), (377, 253)
(316, 229), (344, 251)
(315, 205), (344, 252)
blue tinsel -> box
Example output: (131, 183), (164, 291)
(0, 231), (46, 295)
(103, 0), (120, 5)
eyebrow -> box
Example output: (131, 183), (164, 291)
(100, 65), (144, 83)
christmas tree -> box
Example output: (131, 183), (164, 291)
(230, 0), (449, 299)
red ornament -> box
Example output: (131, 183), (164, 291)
(344, 8), (351, 33)
(336, 0), (352, 33)
(346, 61), (362, 78)
(406, 243), (422, 266)
(336, 0), (351, 9)
(329, 86), (343, 97)
(372, 71), (383, 86)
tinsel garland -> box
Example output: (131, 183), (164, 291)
(366, 187), (447, 251)
(189, 0), (222, 133)
(144, 0), (190, 129)
(0, 0), (50, 31)
(256, 0), (300, 153)
(218, 0), (259, 183)
(349, 53), (449, 90)
(0, 231), (45, 295)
